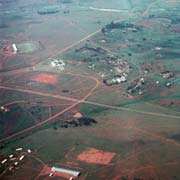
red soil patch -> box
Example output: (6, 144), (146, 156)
(77, 148), (116, 165)
(32, 73), (57, 84)
(54, 171), (76, 179)
(39, 165), (51, 176)
(127, 94), (135, 99)
(71, 109), (78, 113)
(1, 45), (15, 57)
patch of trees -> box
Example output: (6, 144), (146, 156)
(37, 9), (59, 15)
(160, 13), (180, 25)
(60, 117), (97, 128)
(63, 10), (70, 14)
(102, 21), (139, 33)
(171, 17), (180, 24)
(0, 24), (8, 29)
(172, 176), (179, 180)
(62, 89), (70, 93)
(170, 134), (180, 141)
(151, 13), (180, 25)
(106, 21), (134, 29)
(75, 44), (106, 54)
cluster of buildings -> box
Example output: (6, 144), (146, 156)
(51, 59), (66, 71)
(1, 146), (82, 180)
(127, 70), (175, 97)
(104, 75), (127, 86)
(1, 147), (32, 172)
(101, 59), (131, 74)
(101, 59), (131, 86)
(0, 106), (8, 113)
(88, 64), (95, 69)
(160, 71), (174, 87)
(127, 77), (145, 95)
(160, 71), (174, 79)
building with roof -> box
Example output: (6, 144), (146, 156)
(12, 44), (18, 53)
(51, 166), (80, 177)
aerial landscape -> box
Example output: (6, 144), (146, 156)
(0, 0), (180, 179)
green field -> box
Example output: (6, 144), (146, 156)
(16, 42), (41, 53)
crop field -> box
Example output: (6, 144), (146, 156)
(0, 0), (180, 180)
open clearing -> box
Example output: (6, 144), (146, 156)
(32, 73), (57, 84)
(77, 148), (116, 165)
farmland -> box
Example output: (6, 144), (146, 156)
(0, 0), (180, 180)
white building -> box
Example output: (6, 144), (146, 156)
(0, 106), (4, 110)
(12, 44), (18, 53)
(16, 148), (22, 151)
(14, 162), (18, 166)
(27, 149), (32, 153)
(166, 82), (171, 87)
(51, 167), (80, 177)
(155, 47), (162, 50)
(19, 155), (25, 161)
(49, 173), (53, 177)
(156, 81), (160, 84)
(9, 154), (14, 158)
(1, 159), (7, 164)
(9, 166), (13, 171)
(51, 59), (65, 71)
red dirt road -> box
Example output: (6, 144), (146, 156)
(0, 72), (100, 143)
(0, 85), (79, 103)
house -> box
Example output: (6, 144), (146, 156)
(166, 82), (171, 87)
(14, 162), (18, 166)
(16, 148), (22, 151)
(27, 149), (32, 153)
(19, 155), (25, 161)
(9, 154), (14, 158)
(49, 173), (53, 177)
(1, 159), (7, 164)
